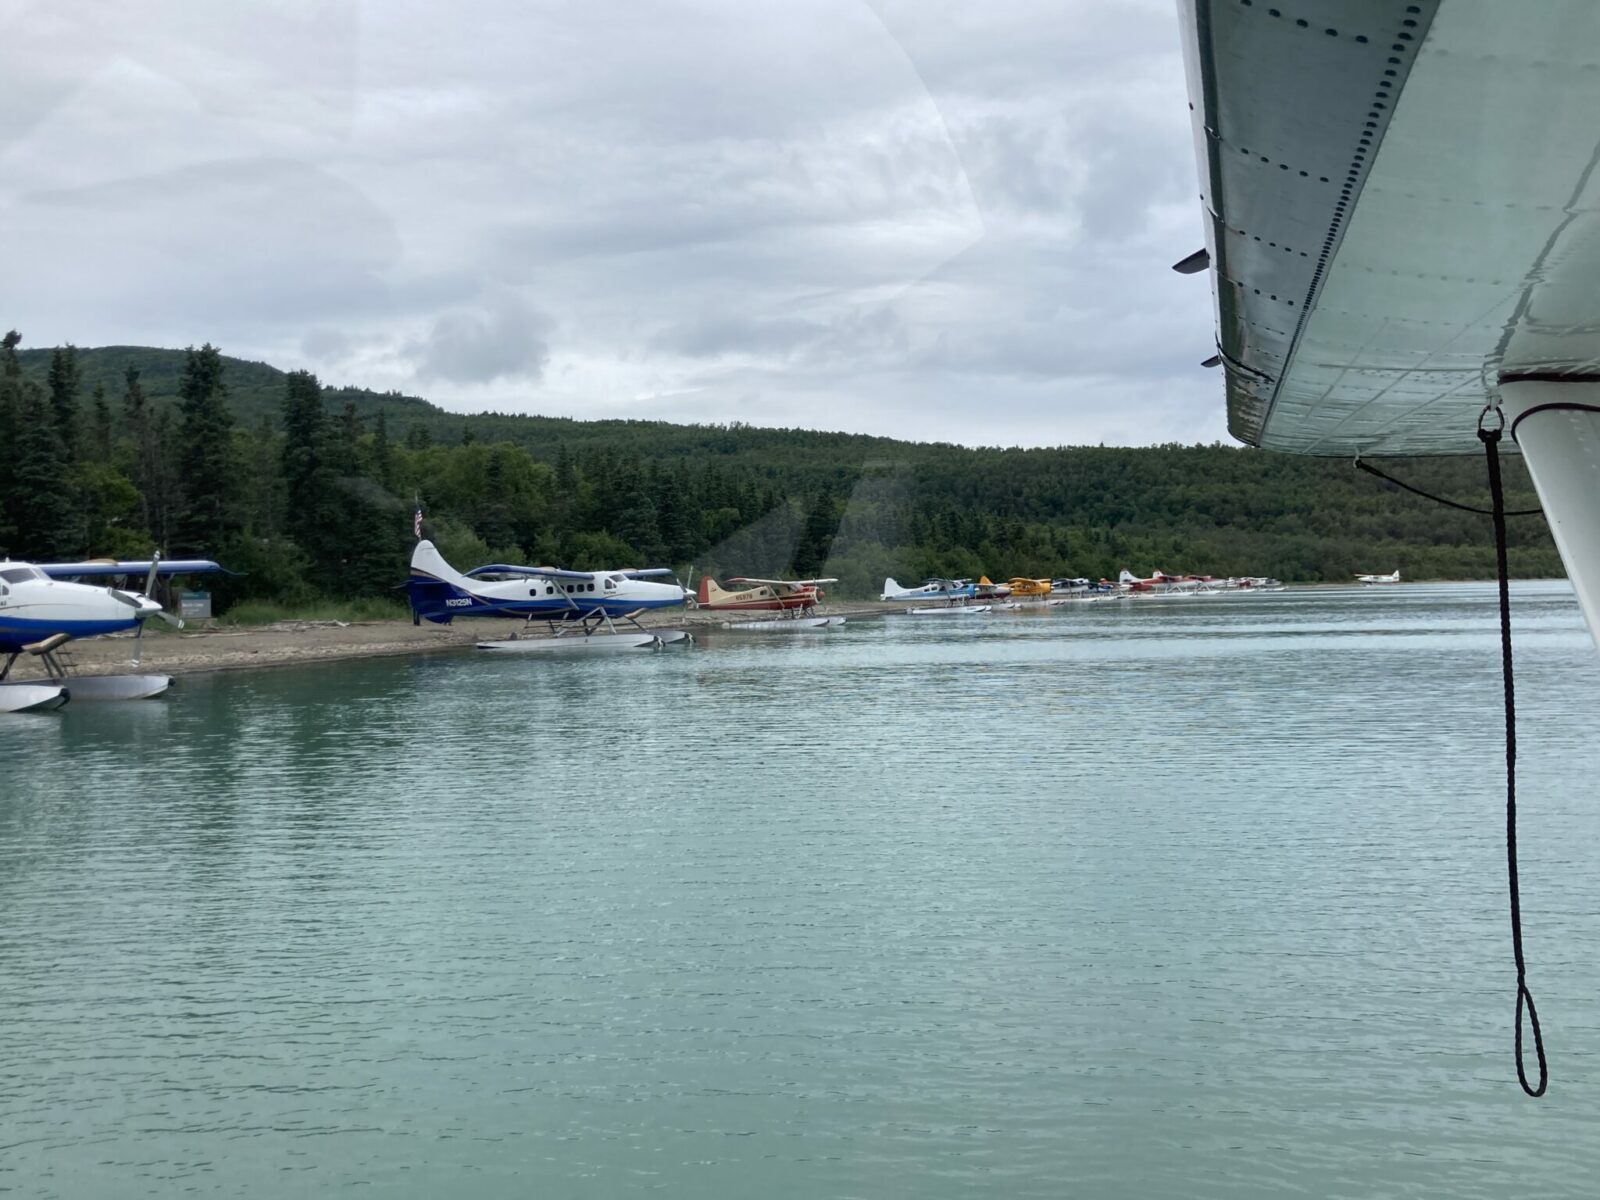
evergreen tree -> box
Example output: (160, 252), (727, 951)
(46, 344), (80, 461)
(281, 369), (338, 572)
(372, 411), (395, 490)
(656, 465), (696, 563)
(476, 452), (517, 550)
(175, 344), (236, 554)
(88, 382), (114, 463)
(0, 331), (21, 548)
(123, 366), (161, 541)
(793, 493), (840, 577)
(337, 402), (364, 474)
(243, 415), (284, 542)
(11, 382), (80, 558)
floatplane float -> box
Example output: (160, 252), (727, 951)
(720, 615), (848, 631)
(407, 540), (692, 652)
(0, 554), (228, 711)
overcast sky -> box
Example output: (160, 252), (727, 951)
(0, 0), (1226, 447)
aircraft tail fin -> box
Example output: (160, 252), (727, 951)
(407, 540), (476, 624)
(881, 577), (902, 600)
(1118, 569), (1138, 584)
(697, 577), (726, 604)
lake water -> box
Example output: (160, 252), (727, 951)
(4, 582), (1600, 1198)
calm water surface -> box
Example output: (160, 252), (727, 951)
(4, 582), (1600, 1198)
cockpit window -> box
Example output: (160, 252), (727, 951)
(0, 567), (42, 583)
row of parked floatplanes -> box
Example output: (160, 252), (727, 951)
(0, 537), (1290, 711)
(881, 569), (1284, 613)
(408, 542), (1285, 641)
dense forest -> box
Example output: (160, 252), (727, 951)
(0, 334), (1562, 609)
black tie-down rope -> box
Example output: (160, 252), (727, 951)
(1479, 411), (1548, 1097)
(1355, 421), (1547, 1095)
(1354, 456), (1544, 517)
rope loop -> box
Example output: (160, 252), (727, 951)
(1482, 424), (1547, 1098)
(1517, 979), (1549, 1097)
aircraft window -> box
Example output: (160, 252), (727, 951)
(1, 567), (36, 583)
(546, 585), (554, 595)
(588, 583), (595, 592)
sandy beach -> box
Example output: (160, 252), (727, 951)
(15, 604), (895, 679)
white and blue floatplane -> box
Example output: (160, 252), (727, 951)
(0, 554), (229, 711)
(880, 577), (977, 603)
(407, 540), (692, 652)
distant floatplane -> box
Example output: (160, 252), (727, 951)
(880, 577), (976, 603)
(695, 575), (836, 614)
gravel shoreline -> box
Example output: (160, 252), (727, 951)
(16, 604), (894, 679)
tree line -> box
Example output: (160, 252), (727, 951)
(0, 335), (1563, 608)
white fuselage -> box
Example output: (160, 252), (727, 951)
(0, 564), (162, 653)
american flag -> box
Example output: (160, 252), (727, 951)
(413, 503), (423, 539)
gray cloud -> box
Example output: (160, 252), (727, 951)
(408, 290), (552, 385)
(0, 0), (1223, 447)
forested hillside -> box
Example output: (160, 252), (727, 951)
(0, 335), (1561, 609)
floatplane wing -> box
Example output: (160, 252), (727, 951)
(1179, 0), (1600, 636)
(36, 558), (231, 578)
(725, 577), (838, 586)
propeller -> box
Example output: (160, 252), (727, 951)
(680, 566), (698, 608)
(130, 553), (184, 668)
(142, 554), (184, 627)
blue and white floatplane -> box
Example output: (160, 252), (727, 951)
(407, 540), (692, 651)
(879, 577), (977, 603)
(0, 554), (229, 710)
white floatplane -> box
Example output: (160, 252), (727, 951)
(406, 540), (692, 651)
(880, 577), (976, 602)
(0, 554), (228, 710)
(1355, 571), (1401, 586)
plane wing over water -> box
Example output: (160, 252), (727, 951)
(1179, 0), (1600, 456)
